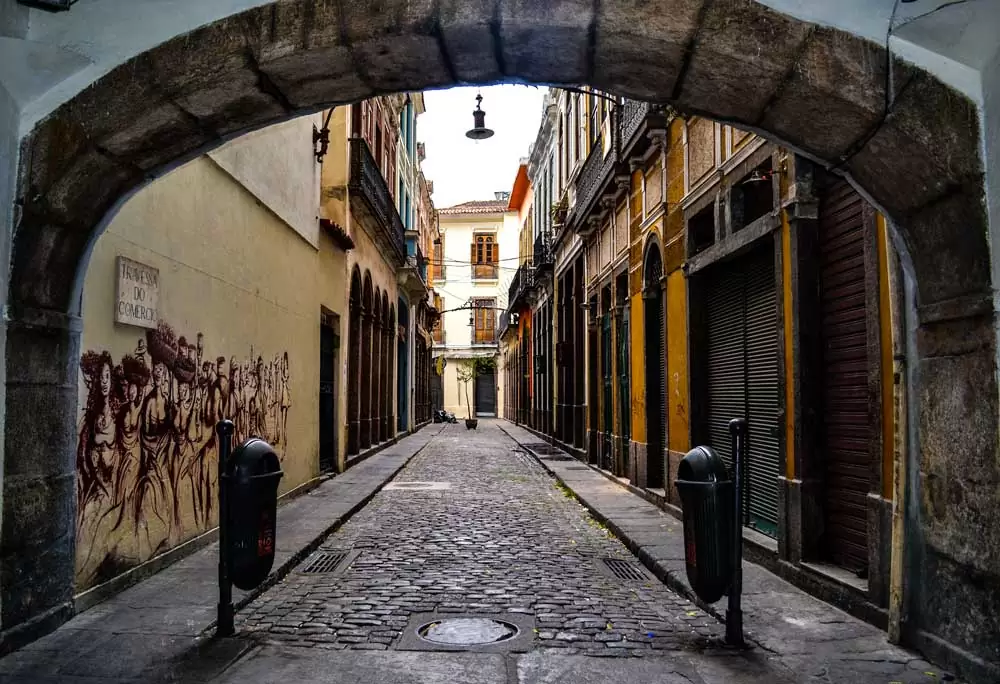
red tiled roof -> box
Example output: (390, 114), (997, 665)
(438, 200), (510, 215)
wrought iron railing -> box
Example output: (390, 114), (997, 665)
(533, 232), (553, 270)
(497, 310), (511, 338)
(348, 138), (406, 262)
(508, 262), (533, 307)
(618, 99), (650, 151)
(568, 107), (619, 231)
(618, 99), (668, 160)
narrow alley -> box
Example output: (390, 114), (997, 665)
(0, 423), (953, 683)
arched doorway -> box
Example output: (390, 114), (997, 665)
(347, 267), (363, 456)
(2, 4), (996, 672)
(360, 273), (374, 450)
(642, 242), (666, 490)
(386, 302), (396, 438)
(371, 288), (382, 445)
(397, 297), (410, 433)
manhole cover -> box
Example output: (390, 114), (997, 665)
(384, 481), (452, 491)
(417, 618), (519, 645)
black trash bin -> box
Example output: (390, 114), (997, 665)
(674, 446), (734, 603)
(224, 437), (283, 591)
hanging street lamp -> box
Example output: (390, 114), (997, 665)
(465, 92), (495, 140)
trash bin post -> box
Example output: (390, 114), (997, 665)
(727, 417), (748, 647)
(216, 419), (235, 638)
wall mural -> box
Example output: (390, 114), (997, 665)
(75, 320), (291, 589)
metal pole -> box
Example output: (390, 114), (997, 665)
(727, 417), (747, 647)
(216, 419), (235, 637)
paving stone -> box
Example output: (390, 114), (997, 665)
(237, 422), (717, 652)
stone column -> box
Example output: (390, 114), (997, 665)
(2, 308), (81, 640)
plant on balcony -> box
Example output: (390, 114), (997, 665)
(551, 197), (569, 226)
(457, 356), (497, 427)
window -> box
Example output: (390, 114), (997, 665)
(473, 298), (497, 344)
(471, 233), (499, 279)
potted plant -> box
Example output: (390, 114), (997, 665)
(457, 356), (497, 429)
(551, 197), (569, 227)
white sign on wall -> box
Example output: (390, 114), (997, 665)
(115, 256), (160, 329)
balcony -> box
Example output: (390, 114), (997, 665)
(497, 310), (511, 339)
(348, 138), (406, 264)
(618, 99), (669, 162)
(508, 262), (535, 311)
(533, 232), (554, 273)
(398, 246), (429, 299)
(472, 263), (499, 280)
(567, 107), (620, 236)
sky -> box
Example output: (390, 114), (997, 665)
(417, 85), (547, 209)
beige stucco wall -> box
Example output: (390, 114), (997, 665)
(75, 123), (346, 592)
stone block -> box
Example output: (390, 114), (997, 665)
(144, 13), (288, 135)
(438, 0), (503, 83)
(1, 473), (75, 627)
(2, 384), (77, 478)
(916, 310), (994, 358)
(5, 315), (80, 387)
(255, 1), (371, 109)
(901, 183), (991, 308)
(675, 0), (813, 123)
(498, 0), (594, 85)
(918, 347), (1000, 573)
(341, 0), (453, 93)
(760, 28), (908, 162)
(592, 0), (705, 102)
(58, 60), (215, 172)
(847, 70), (982, 217)
(917, 546), (1000, 669)
(9, 220), (93, 311)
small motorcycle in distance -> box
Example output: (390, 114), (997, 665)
(434, 409), (458, 424)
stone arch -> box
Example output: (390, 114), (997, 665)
(4, 1), (996, 670)
(641, 236), (667, 490)
(347, 266), (363, 457)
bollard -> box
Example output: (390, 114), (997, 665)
(216, 420), (235, 638)
(727, 417), (748, 647)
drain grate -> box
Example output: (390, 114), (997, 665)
(565, 466), (591, 471)
(300, 550), (349, 574)
(602, 557), (651, 581)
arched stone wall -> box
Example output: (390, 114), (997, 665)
(5, 0), (997, 674)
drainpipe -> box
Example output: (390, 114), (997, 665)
(886, 222), (908, 644)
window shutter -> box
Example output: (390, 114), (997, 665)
(471, 242), (477, 264)
(492, 242), (499, 264)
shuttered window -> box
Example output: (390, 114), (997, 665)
(472, 234), (499, 279)
(705, 246), (779, 536)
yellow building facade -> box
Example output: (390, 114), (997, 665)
(75, 117), (347, 593)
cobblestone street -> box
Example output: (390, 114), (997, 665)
(239, 421), (722, 656)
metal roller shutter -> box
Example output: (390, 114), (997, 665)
(706, 267), (747, 470)
(818, 177), (871, 573)
(705, 247), (779, 536)
(744, 250), (780, 535)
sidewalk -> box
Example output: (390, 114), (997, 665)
(0, 426), (441, 683)
(499, 422), (956, 684)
